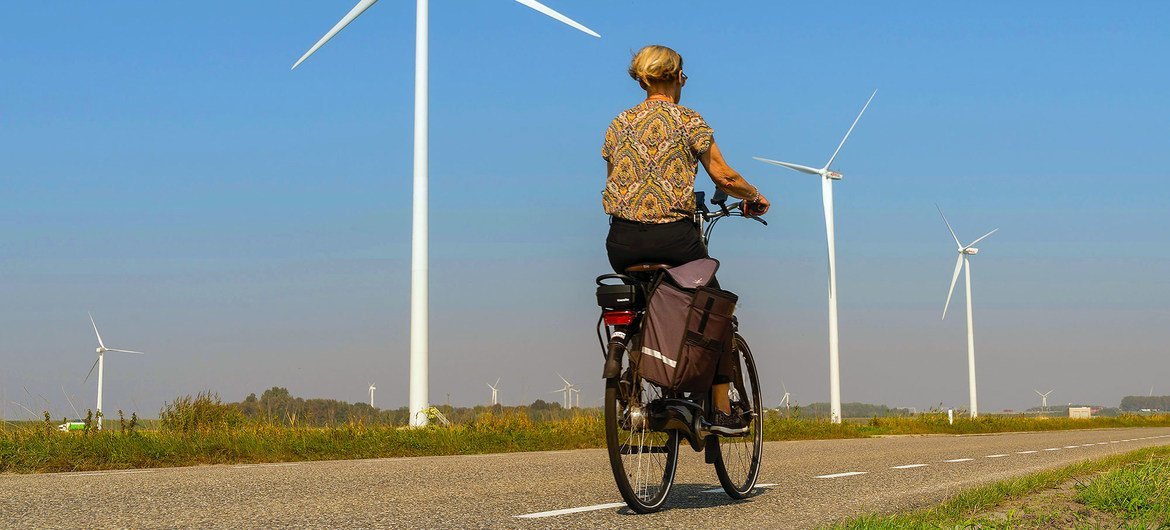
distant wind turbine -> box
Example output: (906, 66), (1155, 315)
(938, 208), (998, 419)
(1035, 389), (1053, 412)
(85, 313), (143, 430)
(368, 383), (376, 408)
(291, 0), (599, 428)
(780, 380), (791, 414)
(487, 378), (500, 406)
(754, 90), (877, 424)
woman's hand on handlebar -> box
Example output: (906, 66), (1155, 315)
(746, 194), (771, 216)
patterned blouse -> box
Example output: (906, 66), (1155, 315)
(601, 100), (715, 223)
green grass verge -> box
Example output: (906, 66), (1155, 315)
(3, 411), (1169, 474)
(832, 445), (1170, 529)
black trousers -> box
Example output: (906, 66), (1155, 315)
(606, 217), (713, 283)
(606, 216), (732, 384)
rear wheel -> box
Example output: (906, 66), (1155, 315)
(604, 346), (679, 514)
(711, 334), (763, 498)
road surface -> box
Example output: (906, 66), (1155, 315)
(3, 427), (1169, 528)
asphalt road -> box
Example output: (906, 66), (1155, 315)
(3, 427), (1169, 529)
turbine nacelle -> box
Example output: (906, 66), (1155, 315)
(825, 170), (843, 180)
(963, 247), (979, 255)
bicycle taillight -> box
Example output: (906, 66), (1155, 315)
(602, 310), (636, 326)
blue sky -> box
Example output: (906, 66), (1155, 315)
(2, 1), (1168, 417)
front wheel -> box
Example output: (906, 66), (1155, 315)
(711, 333), (764, 498)
(604, 355), (679, 513)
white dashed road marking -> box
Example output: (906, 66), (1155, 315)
(943, 458), (973, 463)
(515, 503), (627, 519)
(701, 483), (778, 493)
(815, 471), (868, 479)
(1044, 448), (1061, 451)
(985, 454), (1008, 458)
(891, 464), (929, 469)
(1017, 450), (1039, 454)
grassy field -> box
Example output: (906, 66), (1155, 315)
(3, 403), (1170, 474)
(833, 445), (1170, 529)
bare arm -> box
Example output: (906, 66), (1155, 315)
(700, 141), (770, 214)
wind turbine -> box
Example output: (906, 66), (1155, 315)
(487, 378), (500, 406)
(84, 313), (143, 430)
(938, 207), (998, 419)
(368, 383), (376, 407)
(779, 380), (791, 414)
(291, 2), (599, 428)
(556, 373), (578, 409)
(754, 90), (877, 424)
(1035, 389), (1053, 413)
(550, 384), (569, 409)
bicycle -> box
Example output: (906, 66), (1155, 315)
(595, 190), (767, 513)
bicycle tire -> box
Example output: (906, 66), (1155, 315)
(604, 357), (680, 513)
(711, 333), (764, 499)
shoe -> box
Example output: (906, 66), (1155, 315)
(706, 409), (749, 435)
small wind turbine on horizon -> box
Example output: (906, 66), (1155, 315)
(551, 373), (577, 409)
(368, 383), (376, 408)
(754, 90), (877, 424)
(780, 380), (791, 415)
(84, 313), (143, 430)
(291, 0), (599, 428)
(938, 207), (998, 419)
(487, 378), (500, 406)
(1035, 389), (1053, 413)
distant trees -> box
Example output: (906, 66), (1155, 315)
(803, 402), (912, 419)
(1120, 396), (1170, 412)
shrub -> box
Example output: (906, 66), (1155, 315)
(160, 392), (246, 434)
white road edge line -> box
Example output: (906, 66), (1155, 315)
(515, 502), (627, 519)
(985, 454), (1009, 458)
(815, 471), (868, 479)
(891, 464), (929, 469)
(59, 470), (154, 477)
(943, 458), (974, 463)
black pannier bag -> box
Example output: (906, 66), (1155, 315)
(635, 258), (738, 393)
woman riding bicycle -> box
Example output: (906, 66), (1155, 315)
(602, 45), (770, 434)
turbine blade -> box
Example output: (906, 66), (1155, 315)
(83, 357), (99, 384)
(936, 205), (962, 249)
(557, 372), (570, 386)
(1035, 389), (1042, 396)
(89, 312), (106, 349)
(964, 228), (999, 249)
(494, 377), (500, 388)
(942, 254), (963, 320)
(824, 89), (877, 170)
(108, 349), (144, 355)
(513, 0), (600, 38)
(292, 0), (380, 70)
(753, 157), (821, 175)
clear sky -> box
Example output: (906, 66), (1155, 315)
(2, 1), (1168, 419)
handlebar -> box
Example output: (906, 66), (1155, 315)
(701, 195), (767, 226)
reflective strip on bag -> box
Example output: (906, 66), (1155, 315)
(640, 346), (677, 368)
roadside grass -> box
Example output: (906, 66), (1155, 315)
(831, 445), (1170, 529)
(3, 398), (1169, 474)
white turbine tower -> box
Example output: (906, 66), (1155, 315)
(85, 313), (143, 430)
(754, 90), (877, 424)
(291, 1), (599, 428)
(938, 206), (998, 419)
(368, 383), (376, 407)
(1035, 389), (1053, 412)
(487, 378), (500, 406)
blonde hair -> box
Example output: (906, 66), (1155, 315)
(628, 45), (683, 87)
